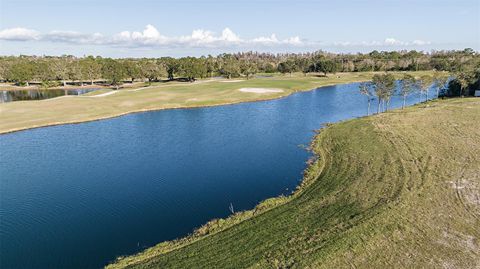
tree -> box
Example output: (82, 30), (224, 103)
(7, 60), (34, 86)
(205, 55), (216, 78)
(102, 59), (125, 90)
(359, 82), (374, 115)
(1, 49), (479, 89)
(456, 72), (471, 97)
(0, 58), (9, 82)
(80, 56), (101, 85)
(220, 55), (240, 79)
(399, 74), (417, 109)
(123, 60), (141, 83)
(34, 59), (55, 87)
(68, 60), (82, 86)
(139, 60), (160, 83)
(52, 57), (71, 87)
(179, 57), (207, 81)
(372, 73), (396, 113)
(432, 72), (448, 98)
(239, 59), (257, 80)
(297, 58), (312, 76)
(162, 57), (179, 80)
(278, 60), (295, 76)
(406, 50), (423, 71)
(417, 75), (432, 101)
(315, 59), (336, 76)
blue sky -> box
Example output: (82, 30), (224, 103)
(0, 0), (478, 57)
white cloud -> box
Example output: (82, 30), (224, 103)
(43, 30), (105, 45)
(0, 25), (432, 50)
(112, 24), (169, 46)
(220, 28), (241, 42)
(284, 36), (302, 46)
(0, 25), (303, 49)
(412, 39), (431, 45)
(384, 37), (403, 45)
(252, 34), (279, 44)
(0, 27), (40, 41)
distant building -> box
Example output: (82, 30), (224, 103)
(475, 90), (480, 97)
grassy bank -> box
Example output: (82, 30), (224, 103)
(108, 98), (480, 268)
(0, 71), (433, 134)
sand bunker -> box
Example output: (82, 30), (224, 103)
(238, 88), (284, 93)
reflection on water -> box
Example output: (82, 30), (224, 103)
(0, 88), (101, 103)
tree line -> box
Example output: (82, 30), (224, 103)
(359, 68), (480, 115)
(0, 48), (478, 89)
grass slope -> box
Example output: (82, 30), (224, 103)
(108, 98), (480, 268)
(0, 71), (433, 134)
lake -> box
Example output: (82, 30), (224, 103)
(0, 82), (435, 268)
(0, 88), (102, 103)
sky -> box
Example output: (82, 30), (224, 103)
(0, 0), (479, 58)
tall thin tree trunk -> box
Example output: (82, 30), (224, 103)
(367, 99), (371, 116)
(63, 80), (66, 87)
(377, 99), (381, 114)
(402, 96), (406, 109)
(91, 79), (94, 85)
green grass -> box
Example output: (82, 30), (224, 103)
(108, 98), (480, 269)
(0, 71), (434, 134)
(81, 89), (112, 96)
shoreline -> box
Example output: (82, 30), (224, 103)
(106, 110), (332, 268)
(0, 71), (436, 135)
(108, 98), (479, 268)
(0, 80), (359, 135)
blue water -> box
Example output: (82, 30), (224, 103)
(0, 82), (435, 268)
